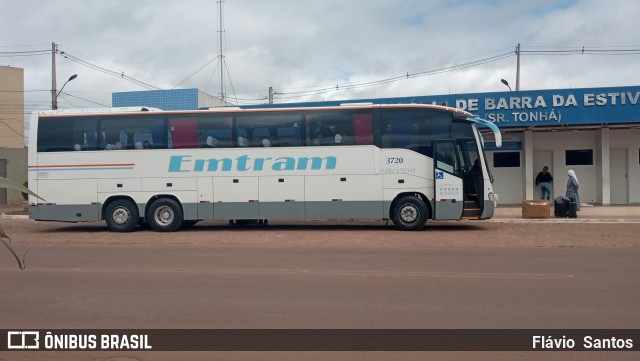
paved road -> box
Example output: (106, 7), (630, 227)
(0, 219), (638, 360)
(1, 243), (639, 329)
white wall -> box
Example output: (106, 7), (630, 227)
(485, 132), (524, 205)
(533, 130), (598, 203)
(609, 129), (640, 203)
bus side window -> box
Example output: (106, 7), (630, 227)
(198, 116), (233, 148)
(237, 112), (303, 148)
(170, 117), (198, 149)
(352, 113), (372, 145)
(381, 121), (393, 148)
(99, 115), (166, 150)
(37, 117), (101, 152)
(304, 110), (372, 147)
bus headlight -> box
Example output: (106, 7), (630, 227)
(488, 192), (498, 205)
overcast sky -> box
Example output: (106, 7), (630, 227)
(2, 0), (639, 113)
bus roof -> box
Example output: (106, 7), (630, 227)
(32, 106), (162, 116)
(38, 103), (474, 118)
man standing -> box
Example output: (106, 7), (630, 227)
(535, 166), (553, 200)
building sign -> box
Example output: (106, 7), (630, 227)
(447, 86), (640, 127)
(254, 86), (640, 128)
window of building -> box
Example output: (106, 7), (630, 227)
(493, 152), (520, 168)
(565, 149), (593, 166)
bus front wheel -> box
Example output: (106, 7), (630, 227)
(146, 198), (183, 232)
(105, 199), (139, 232)
(392, 196), (428, 231)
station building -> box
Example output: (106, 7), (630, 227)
(113, 85), (640, 205)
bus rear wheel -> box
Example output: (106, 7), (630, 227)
(105, 199), (139, 232)
(146, 198), (183, 232)
(392, 196), (428, 231)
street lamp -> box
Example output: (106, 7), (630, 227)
(53, 74), (78, 110)
(500, 79), (512, 92)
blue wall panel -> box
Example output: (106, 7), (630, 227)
(113, 89), (199, 111)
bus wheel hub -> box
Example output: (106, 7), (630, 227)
(112, 207), (130, 224)
(155, 206), (174, 225)
(400, 205), (418, 223)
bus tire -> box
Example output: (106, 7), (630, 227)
(392, 196), (428, 231)
(146, 198), (183, 232)
(105, 199), (139, 232)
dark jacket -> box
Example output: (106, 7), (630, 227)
(535, 171), (553, 185)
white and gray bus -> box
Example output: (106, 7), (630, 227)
(28, 103), (502, 232)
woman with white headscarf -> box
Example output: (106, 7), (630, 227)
(566, 170), (580, 211)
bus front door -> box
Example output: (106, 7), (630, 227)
(433, 140), (464, 220)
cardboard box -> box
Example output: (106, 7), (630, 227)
(522, 200), (552, 218)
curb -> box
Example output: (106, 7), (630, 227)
(485, 218), (640, 224)
(1, 213), (29, 220)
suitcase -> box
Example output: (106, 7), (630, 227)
(568, 199), (577, 218)
(554, 196), (569, 218)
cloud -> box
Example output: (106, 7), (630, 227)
(1, 0), (638, 113)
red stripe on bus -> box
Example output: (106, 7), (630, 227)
(28, 163), (135, 168)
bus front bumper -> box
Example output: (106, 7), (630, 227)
(480, 193), (498, 219)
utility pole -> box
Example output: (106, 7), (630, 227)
(267, 87), (282, 104)
(51, 42), (57, 110)
(218, 0), (225, 102)
(515, 43), (521, 91)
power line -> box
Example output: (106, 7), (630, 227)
(272, 45), (640, 101)
(0, 49), (50, 54)
(520, 46), (640, 55)
(59, 92), (110, 107)
(58, 49), (163, 90)
(59, 93), (80, 108)
(0, 89), (49, 93)
(0, 44), (50, 48)
(59, 45), (178, 89)
(0, 49), (50, 58)
(0, 52), (50, 58)
(278, 51), (515, 99)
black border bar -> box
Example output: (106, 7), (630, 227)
(2, 329), (639, 351)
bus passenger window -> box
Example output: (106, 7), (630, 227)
(198, 116), (232, 148)
(304, 110), (372, 147)
(37, 117), (99, 152)
(236, 112), (303, 148)
(99, 116), (166, 150)
(169, 117), (198, 149)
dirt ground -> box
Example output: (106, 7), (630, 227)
(1, 215), (639, 249)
